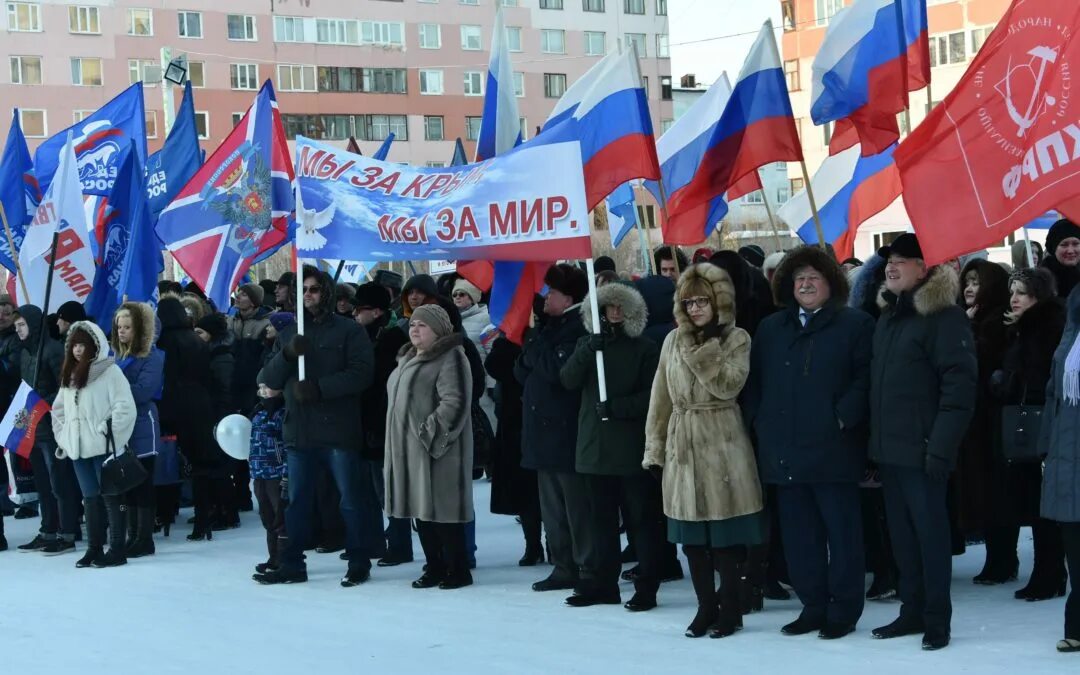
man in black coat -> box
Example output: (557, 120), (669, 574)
(515, 264), (589, 594)
(743, 246), (874, 640)
(255, 266), (375, 587)
(868, 234), (977, 650)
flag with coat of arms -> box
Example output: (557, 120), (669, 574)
(0, 382), (50, 459)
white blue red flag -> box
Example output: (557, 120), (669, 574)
(476, 6), (523, 161)
(0, 110), (41, 274)
(0, 382), (50, 459)
(156, 80), (294, 309)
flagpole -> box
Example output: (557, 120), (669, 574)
(798, 158), (829, 253)
(295, 252), (306, 382)
(1023, 228), (1036, 267)
(0, 204), (31, 303)
(31, 232), (59, 392)
(584, 257), (609, 418)
(756, 168), (784, 251)
(332, 260), (346, 284)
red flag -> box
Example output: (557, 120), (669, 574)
(894, 1), (1080, 265)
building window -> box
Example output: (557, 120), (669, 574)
(776, 186), (790, 204)
(461, 25), (482, 50)
(539, 0), (563, 8)
(784, 59), (800, 91)
(282, 115), (354, 140)
(656, 0), (667, 15)
(363, 68), (407, 94)
(227, 14), (257, 41)
(188, 61), (205, 87)
(425, 115), (445, 141)
(624, 0), (645, 14)
(71, 57), (103, 86)
(790, 177), (804, 195)
(625, 33), (647, 57)
(520, 117), (528, 140)
(464, 71), (484, 96)
(128, 59), (157, 86)
(815, 0), (843, 26)
(419, 69), (444, 95)
(274, 16), (305, 42)
(506, 26), (522, 52)
(465, 116), (483, 141)
(69, 6), (100, 34)
(744, 191), (764, 205)
(73, 110), (93, 123)
(585, 31), (606, 56)
(194, 111), (209, 140)
(583, 0), (604, 11)
(500, 0), (519, 6)
(178, 11), (202, 38)
(460, 0), (479, 4)
(897, 111), (910, 135)
(971, 26), (994, 54)
(231, 112), (244, 128)
(230, 63), (259, 90)
(19, 109), (46, 137)
(657, 34), (669, 58)
(660, 118), (674, 134)
(128, 8), (153, 36)
(541, 29), (566, 54)
(9, 55), (41, 85)
(145, 110), (158, 139)
(356, 114), (408, 141)
(513, 72), (525, 97)
(930, 32), (967, 66)
(278, 64), (316, 92)
(318, 19), (360, 45)
(419, 23), (441, 48)
(642, 76), (648, 96)
(318, 67), (361, 92)
(362, 20), (403, 46)
(6, 2), (40, 31)
(781, 0), (796, 31)
(544, 73), (567, 98)
(660, 75), (672, 100)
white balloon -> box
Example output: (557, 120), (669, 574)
(214, 414), (252, 460)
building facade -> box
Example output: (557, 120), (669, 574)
(3, 0), (673, 166)
(779, 0), (1026, 259)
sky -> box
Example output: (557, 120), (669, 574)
(668, 0), (782, 87)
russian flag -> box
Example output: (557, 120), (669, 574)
(0, 382), (50, 459)
(661, 20), (803, 244)
(538, 48), (660, 209)
(645, 72), (764, 244)
(812, 0), (930, 156)
(476, 7), (523, 162)
(777, 143), (902, 261)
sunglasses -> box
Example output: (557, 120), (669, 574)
(452, 291), (470, 298)
(681, 296), (710, 310)
(302, 285), (321, 294)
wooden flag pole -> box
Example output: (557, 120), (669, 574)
(584, 257), (609, 418)
(798, 158), (829, 253)
(0, 203), (31, 303)
(757, 168), (784, 251)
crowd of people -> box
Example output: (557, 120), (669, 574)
(1, 223), (1079, 654)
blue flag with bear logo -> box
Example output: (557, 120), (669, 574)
(146, 82), (201, 221)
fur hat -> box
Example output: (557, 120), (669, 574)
(237, 283), (264, 307)
(544, 263), (588, 304)
(453, 279), (482, 305)
(763, 251), (786, 277)
(411, 304), (453, 338)
(771, 245), (849, 307)
(354, 283), (391, 312)
(336, 283), (357, 304)
(1046, 218), (1080, 258)
(196, 313), (229, 341)
(1009, 266), (1057, 303)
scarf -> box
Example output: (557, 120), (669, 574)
(1064, 329), (1080, 405)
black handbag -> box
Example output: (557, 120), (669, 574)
(100, 419), (148, 496)
(1000, 387), (1043, 464)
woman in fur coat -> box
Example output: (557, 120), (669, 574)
(643, 263), (767, 639)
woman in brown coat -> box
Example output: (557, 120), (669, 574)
(643, 263), (767, 639)
(385, 304), (474, 590)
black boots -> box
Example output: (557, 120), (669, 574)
(127, 506), (156, 558)
(519, 510), (544, 566)
(683, 545), (742, 638)
(684, 546), (718, 638)
(974, 526), (1019, 585)
(188, 477), (214, 541)
(76, 497), (105, 568)
(1016, 519), (1068, 601)
(94, 496), (127, 568)
(711, 547), (744, 638)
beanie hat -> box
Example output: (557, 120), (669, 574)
(692, 247), (714, 264)
(269, 312), (296, 332)
(411, 304), (453, 338)
(57, 301), (87, 324)
(452, 279), (482, 305)
(354, 283), (391, 312)
(594, 256), (616, 273)
(544, 263), (588, 304)
(738, 245), (766, 269)
(237, 283), (265, 307)
(196, 313), (229, 342)
(402, 273), (438, 299)
(1046, 218), (1080, 257)
(276, 272), (296, 288)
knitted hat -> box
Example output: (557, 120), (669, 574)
(269, 312), (296, 332)
(196, 313), (229, 342)
(543, 263), (588, 304)
(402, 273), (438, 299)
(1046, 218), (1080, 257)
(354, 283), (391, 312)
(738, 245), (766, 269)
(594, 256), (616, 273)
(411, 304), (453, 338)
(453, 279), (482, 305)
(276, 272), (296, 288)
(237, 283), (265, 306)
(57, 301), (87, 324)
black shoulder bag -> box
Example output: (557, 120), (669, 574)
(1000, 385), (1043, 464)
(100, 418), (148, 496)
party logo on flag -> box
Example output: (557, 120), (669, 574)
(0, 382), (50, 459)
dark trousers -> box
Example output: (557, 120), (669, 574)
(776, 482), (865, 624)
(880, 464), (952, 632)
(254, 478), (287, 566)
(862, 487), (898, 581)
(368, 458), (413, 558)
(586, 472), (666, 596)
(281, 448), (371, 574)
(356, 458), (387, 559)
(416, 520), (468, 577)
(1062, 522), (1080, 640)
(32, 443), (81, 539)
(232, 459), (252, 508)
(537, 469), (593, 585)
(124, 456), (156, 509)
(314, 465), (345, 549)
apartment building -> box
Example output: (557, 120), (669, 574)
(2, 0), (673, 166)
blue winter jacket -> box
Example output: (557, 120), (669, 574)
(117, 349), (165, 459)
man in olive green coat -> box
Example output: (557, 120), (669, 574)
(560, 282), (661, 610)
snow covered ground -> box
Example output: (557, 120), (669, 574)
(0, 481), (1071, 674)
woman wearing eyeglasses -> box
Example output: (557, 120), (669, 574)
(643, 263), (767, 640)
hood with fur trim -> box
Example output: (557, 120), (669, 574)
(770, 245), (850, 307)
(878, 264), (960, 317)
(67, 320), (115, 384)
(111, 302), (156, 358)
(581, 282), (648, 338)
(673, 263), (736, 330)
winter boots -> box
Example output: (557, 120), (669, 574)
(126, 507), (156, 558)
(93, 496), (128, 568)
(76, 497), (105, 568)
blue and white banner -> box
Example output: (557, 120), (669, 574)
(294, 136), (591, 262)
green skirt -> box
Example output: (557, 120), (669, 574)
(667, 510), (769, 547)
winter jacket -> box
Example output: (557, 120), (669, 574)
(156, 297), (217, 466)
(560, 283), (659, 476)
(515, 304), (587, 472)
(258, 270), (374, 452)
(869, 266), (977, 469)
(52, 322), (136, 461)
(16, 304), (63, 444)
(229, 306), (271, 415)
(485, 337), (535, 516)
(635, 275), (677, 346)
(207, 335), (236, 422)
(384, 333), (474, 523)
(114, 303), (164, 459)
(1042, 255), (1080, 300)
(360, 318), (408, 461)
(643, 264), (764, 522)
(0, 324), (22, 410)
(460, 303), (494, 389)
(249, 398), (287, 481)
(992, 299), (1065, 407)
(1040, 288), (1080, 523)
